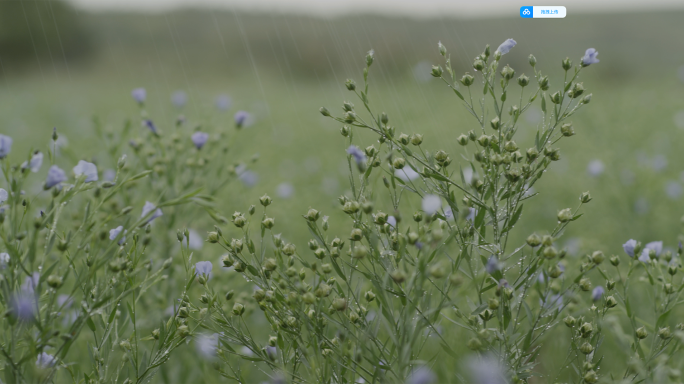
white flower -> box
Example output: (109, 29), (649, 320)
(421, 195), (441, 215)
(73, 160), (98, 182)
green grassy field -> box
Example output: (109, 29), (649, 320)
(2, 6), (684, 382)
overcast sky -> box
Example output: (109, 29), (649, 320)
(68, 0), (684, 17)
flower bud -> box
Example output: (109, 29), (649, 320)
(550, 91), (562, 104)
(503, 141), (518, 153)
(366, 50), (374, 66)
(636, 326), (648, 339)
(207, 231), (220, 243)
(340, 126), (350, 137)
(500, 65), (515, 80)
(562, 57), (572, 71)
(352, 246), (367, 259)
(580, 342), (594, 355)
(319, 107), (331, 117)
(263, 258), (277, 271)
(556, 209), (573, 223)
(591, 251), (604, 264)
(261, 217), (275, 229)
(456, 134), (469, 146)
(332, 298), (347, 311)
(430, 65), (443, 78)
(392, 158), (406, 169)
(345, 79), (356, 91)
(526, 233), (542, 247)
(579, 278), (592, 291)
(605, 295), (617, 308)
(390, 270), (406, 284)
(47, 275), (63, 288)
(305, 208), (320, 222)
(517, 74), (529, 87)
(413, 211), (423, 222)
(543, 246), (558, 259)
(583, 370), (598, 384)
(526, 148), (539, 162)
(259, 194), (272, 207)
(280, 243), (295, 257)
(580, 322), (593, 337)
(658, 327), (672, 339)
(538, 76), (549, 91)
(569, 82), (584, 98)
(460, 73), (474, 86)
(582, 94), (592, 104)
(488, 298), (499, 310)
(232, 303), (245, 316)
(315, 283), (332, 298)
(561, 123), (575, 137)
(473, 59), (484, 71)
(580, 191), (592, 203)
(564, 315), (576, 327)
(314, 248), (326, 260)
(528, 54), (537, 67)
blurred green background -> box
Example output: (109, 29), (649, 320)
(2, 2), (684, 381)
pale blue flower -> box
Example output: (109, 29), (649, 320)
(215, 94), (232, 111)
(581, 48), (599, 66)
(486, 256), (500, 274)
(141, 201), (163, 224)
(407, 366), (436, 384)
(587, 160), (604, 177)
(592, 286), (604, 301)
(234, 111), (250, 128)
(195, 261), (213, 276)
(22, 272), (40, 293)
(395, 167), (420, 182)
(191, 132), (209, 150)
(36, 352), (56, 368)
(421, 194), (441, 215)
(73, 160), (98, 182)
(0, 188), (7, 204)
(143, 119), (158, 134)
(103, 169), (116, 182)
(387, 216), (397, 227)
(45, 165), (67, 189)
(0, 134), (13, 158)
(623, 239), (637, 257)
(11, 293), (36, 321)
(640, 241), (663, 262)
(109, 226), (127, 244)
(0, 252), (9, 268)
(346, 145), (366, 166)
(466, 208), (477, 222)
(196, 333), (219, 358)
(266, 346), (277, 360)
(276, 182), (294, 199)
(21, 151), (43, 173)
(466, 354), (507, 384)
(187, 229), (203, 250)
(131, 88), (146, 103)
(495, 38), (517, 55)
(171, 90), (187, 108)
(239, 170), (258, 187)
